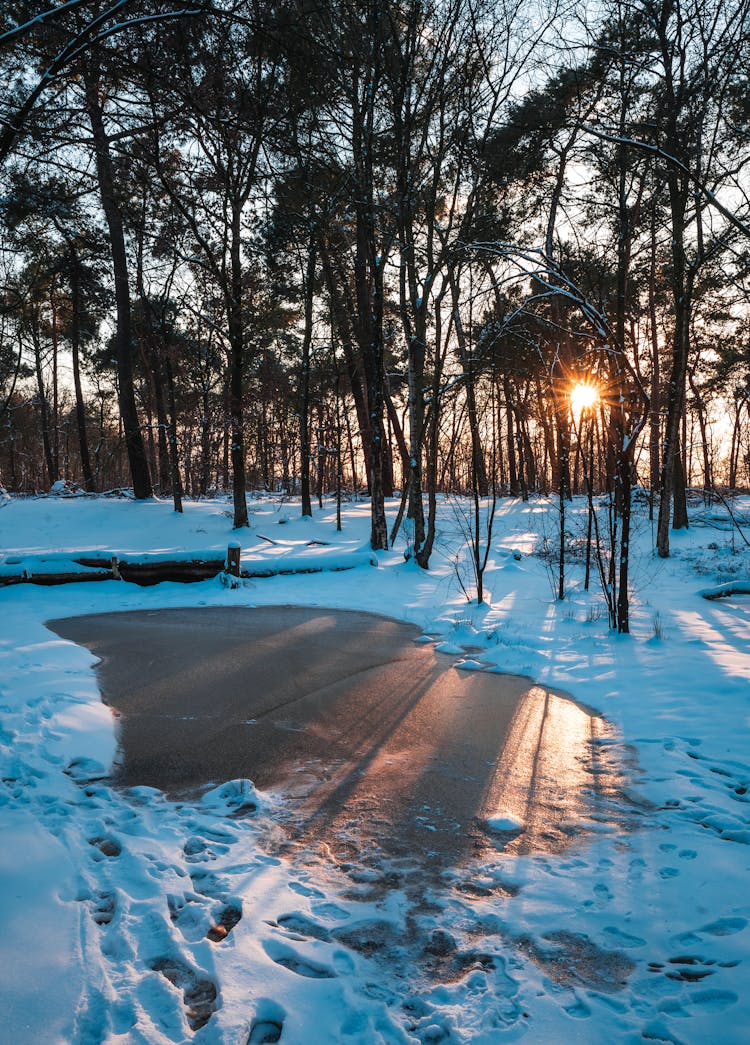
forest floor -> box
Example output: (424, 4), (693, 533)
(0, 490), (748, 1045)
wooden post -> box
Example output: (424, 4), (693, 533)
(227, 541), (241, 578)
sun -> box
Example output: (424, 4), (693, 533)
(570, 381), (599, 420)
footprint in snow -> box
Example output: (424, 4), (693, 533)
(701, 916), (747, 936)
(247, 1019), (283, 1044)
(519, 930), (636, 993)
(288, 880), (325, 899)
(207, 901), (243, 942)
(454, 877), (519, 899)
(686, 989), (739, 1013)
(312, 902), (350, 921)
(563, 992), (592, 1019)
(332, 949), (356, 975)
(64, 757), (108, 784)
(332, 919), (403, 958)
(182, 820), (239, 846)
(189, 868), (225, 898)
(664, 955), (716, 982)
(274, 912), (331, 942)
(183, 836), (224, 863)
(247, 999), (286, 1044)
(91, 891), (116, 926)
(262, 939), (336, 979)
(89, 836), (122, 859)
(647, 953), (738, 983)
(169, 892), (215, 940)
(602, 926), (647, 949)
(150, 956), (218, 1031)
(683, 750), (750, 802)
(361, 982), (399, 1005)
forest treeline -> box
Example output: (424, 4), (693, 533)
(1, 0), (750, 618)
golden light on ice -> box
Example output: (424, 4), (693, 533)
(570, 381), (599, 419)
(481, 685), (625, 854)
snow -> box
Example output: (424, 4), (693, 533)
(0, 491), (749, 1043)
(483, 815), (525, 835)
(0, 811), (82, 1045)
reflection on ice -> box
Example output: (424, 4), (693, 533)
(482, 685), (631, 856)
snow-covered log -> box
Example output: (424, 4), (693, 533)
(0, 546), (377, 587)
(699, 580), (750, 600)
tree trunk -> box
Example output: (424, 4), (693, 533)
(320, 246), (374, 488)
(164, 353), (183, 513)
(147, 339), (172, 494)
(448, 271), (488, 496)
(655, 23), (692, 557)
(688, 370), (712, 495)
(200, 387), (211, 495)
(227, 203), (249, 528)
(85, 70), (152, 499)
(503, 377), (519, 495)
(69, 252), (95, 492)
(672, 429), (689, 530)
(299, 231), (317, 517)
(648, 207), (661, 517)
(352, 12), (388, 550)
(50, 286), (60, 478)
(31, 327), (57, 487)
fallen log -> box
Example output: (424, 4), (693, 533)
(699, 580), (750, 601)
(22, 569), (115, 586)
(0, 546), (377, 587)
(117, 558), (224, 585)
(240, 562), (373, 579)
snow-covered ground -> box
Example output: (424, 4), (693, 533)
(0, 491), (748, 1044)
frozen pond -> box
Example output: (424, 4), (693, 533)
(51, 606), (635, 870)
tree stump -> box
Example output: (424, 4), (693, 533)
(227, 541), (241, 578)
